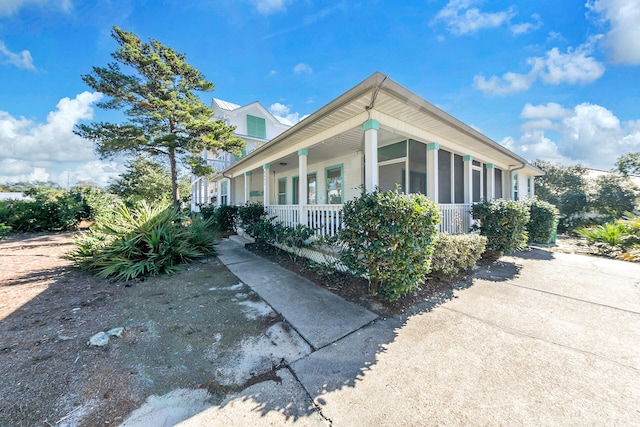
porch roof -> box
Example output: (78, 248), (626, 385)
(215, 72), (542, 179)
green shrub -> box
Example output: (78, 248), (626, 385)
(430, 233), (487, 278)
(0, 223), (11, 240)
(471, 199), (530, 254)
(526, 198), (559, 243)
(338, 190), (440, 301)
(66, 201), (217, 280)
(199, 204), (238, 234)
(575, 222), (637, 256)
(237, 203), (267, 229)
(242, 216), (314, 248)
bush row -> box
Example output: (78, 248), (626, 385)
(472, 198), (558, 254)
(0, 186), (116, 232)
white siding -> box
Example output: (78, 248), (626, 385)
(272, 152), (363, 204)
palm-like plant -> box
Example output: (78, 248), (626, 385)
(66, 201), (217, 280)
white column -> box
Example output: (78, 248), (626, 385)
(244, 172), (251, 204)
(427, 143), (439, 202)
(298, 149), (308, 226)
(362, 119), (379, 193)
(463, 155), (473, 204)
(263, 164), (270, 206)
(485, 163), (495, 200)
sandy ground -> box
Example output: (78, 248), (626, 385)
(0, 233), (310, 426)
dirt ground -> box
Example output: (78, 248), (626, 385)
(0, 233), (309, 427)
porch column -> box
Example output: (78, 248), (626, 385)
(463, 155), (473, 204)
(263, 164), (270, 206)
(485, 163), (495, 200)
(362, 119), (379, 193)
(298, 149), (308, 226)
(427, 143), (439, 202)
(244, 172), (251, 204)
(215, 180), (221, 207)
(203, 179), (209, 204)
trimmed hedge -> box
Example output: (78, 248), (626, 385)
(526, 198), (559, 243)
(472, 199), (530, 254)
(338, 190), (440, 301)
(430, 233), (487, 278)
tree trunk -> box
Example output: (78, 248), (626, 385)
(169, 147), (179, 209)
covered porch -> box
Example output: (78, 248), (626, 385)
(211, 73), (542, 237)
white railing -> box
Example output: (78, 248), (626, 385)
(439, 204), (472, 234)
(266, 205), (344, 237)
(303, 205), (344, 237)
(266, 203), (472, 237)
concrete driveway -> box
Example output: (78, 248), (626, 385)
(164, 249), (640, 425)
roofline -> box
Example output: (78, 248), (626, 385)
(224, 71), (536, 172)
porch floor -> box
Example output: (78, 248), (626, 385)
(216, 239), (378, 350)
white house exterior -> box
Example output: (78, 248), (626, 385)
(190, 99), (292, 211)
(208, 72), (543, 234)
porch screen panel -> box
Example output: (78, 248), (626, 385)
(438, 149), (452, 203)
(293, 177), (299, 204)
(483, 164), (488, 199)
(473, 169), (481, 202)
(454, 154), (465, 204)
(378, 140), (407, 162)
(495, 168), (503, 198)
(409, 140), (426, 194)
(379, 162), (405, 192)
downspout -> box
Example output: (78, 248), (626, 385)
(509, 163), (527, 200)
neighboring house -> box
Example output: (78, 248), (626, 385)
(208, 72), (543, 234)
(0, 192), (28, 201)
(190, 99), (292, 211)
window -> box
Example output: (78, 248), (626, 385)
(325, 166), (343, 204)
(246, 115), (266, 139)
(220, 180), (228, 206)
(527, 177), (532, 197)
(513, 172), (519, 201)
(408, 140), (426, 194)
(277, 178), (287, 205)
(293, 173), (317, 204)
(472, 169), (481, 202)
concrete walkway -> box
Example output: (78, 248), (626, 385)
(216, 239), (378, 350)
(180, 246), (640, 426)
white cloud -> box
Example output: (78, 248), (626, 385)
(251, 0), (291, 16)
(473, 71), (535, 95)
(293, 63), (312, 74)
(474, 40), (605, 95)
(434, 0), (516, 35)
(268, 102), (301, 125)
(510, 13), (542, 35)
(265, 70), (277, 79)
(0, 0), (71, 16)
(501, 102), (640, 169)
(0, 92), (126, 187)
(587, 0), (640, 64)
(0, 41), (35, 70)
(521, 102), (573, 119)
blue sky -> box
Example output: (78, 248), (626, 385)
(1, 0), (639, 187)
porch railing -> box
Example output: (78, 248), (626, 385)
(265, 203), (472, 237)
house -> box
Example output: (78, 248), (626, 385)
(206, 72), (543, 234)
(190, 99), (292, 211)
